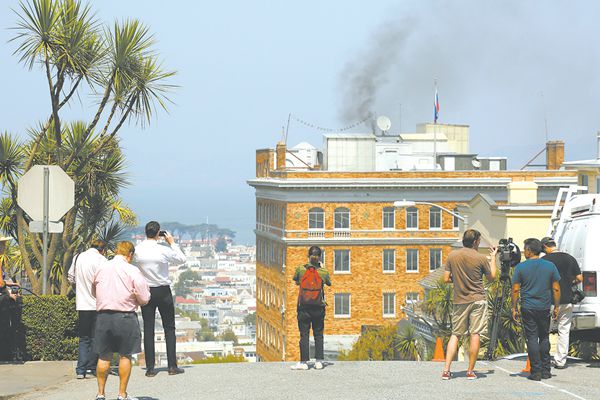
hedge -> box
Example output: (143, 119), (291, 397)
(21, 295), (78, 361)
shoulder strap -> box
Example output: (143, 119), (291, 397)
(72, 252), (81, 277)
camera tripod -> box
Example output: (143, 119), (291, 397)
(484, 265), (512, 360)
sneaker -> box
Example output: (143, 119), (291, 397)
(291, 362), (309, 370)
(117, 395), (138, 400)
(527, 373), (542, 381)
(314, 361), (324, 370)
(95, 396), (105, 400)
(466, 371), (477, 380)
(442, 370), (451, 380)
(554, 364), (567, 369)
(76, 374), (85, 379)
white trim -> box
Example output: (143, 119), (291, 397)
(334, 293), (351, 318)
(382, 249), (396, 273)
(333, 249), (351, 274)
(406, 249), (419, 273)
(382, 292), (396, 318)
(382, 207), (395, 230)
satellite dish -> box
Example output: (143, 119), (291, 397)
(376, 116), (392, 133)
(472, 158), (481, 169)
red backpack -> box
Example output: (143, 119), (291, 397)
(298, 265), (323, 306)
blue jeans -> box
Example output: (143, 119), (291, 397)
(76, 311), (97, 375)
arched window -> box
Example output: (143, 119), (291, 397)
(382, 207), (395, 229)
(429, 206), (441, 229)
(406, 207), (418, 229)
(308, 207), (324, 230)
(453, 207), (460, 229)
(334, 207), (350, 229)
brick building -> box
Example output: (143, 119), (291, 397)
(248, 125), (577, 361)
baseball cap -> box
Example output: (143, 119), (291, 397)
(540, 237), (556, 248)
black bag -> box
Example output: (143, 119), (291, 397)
(571, 284), (586, 304)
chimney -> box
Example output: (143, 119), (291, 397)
(546, 140), (564, 170)
(276, 141), (286, 170)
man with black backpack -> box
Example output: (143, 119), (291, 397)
(292, 246), (331, 370)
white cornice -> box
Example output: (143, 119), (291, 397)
(247, 176), (576, 189)
(255, 230), (459, 246)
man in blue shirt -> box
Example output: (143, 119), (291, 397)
(511, 238), (561, 381)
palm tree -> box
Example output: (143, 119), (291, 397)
(396, 324), (424, 361)
(2, 0), (176, 294)
(423, 279), (454, 337)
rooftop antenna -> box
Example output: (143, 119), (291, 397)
(376, 115), (392, 136)
(284, 113), (291, 144)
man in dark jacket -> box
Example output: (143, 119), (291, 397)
(291, 246), (331, 370)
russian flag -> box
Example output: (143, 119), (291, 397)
(434, 88), (440, 124)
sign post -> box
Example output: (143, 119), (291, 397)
(17, 165), (75, 294)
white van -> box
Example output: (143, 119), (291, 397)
(549, 186), (600, 341)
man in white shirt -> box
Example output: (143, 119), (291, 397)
(68, 240), (107, 379)
(134, 221), (186, 377)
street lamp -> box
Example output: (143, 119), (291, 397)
(393, 200), (468, 225)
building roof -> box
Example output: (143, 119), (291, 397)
(323, 133), (376, 139)
(562, 158), (600, 168)
(419, 267), (446, 290)
(291, 142), (317, 150)
(175, 296), (199, 304)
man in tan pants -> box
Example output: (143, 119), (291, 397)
(443, 229), (497, 380)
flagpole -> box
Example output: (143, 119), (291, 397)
(433, 79), (438, 170)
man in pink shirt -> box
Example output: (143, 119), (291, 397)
(92, 241), (150, 400)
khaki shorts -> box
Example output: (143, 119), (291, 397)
(451, 300), (487, 336)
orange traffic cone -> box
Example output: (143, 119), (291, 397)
(522, 356), (531, 373)
(432, 337), (445, 362)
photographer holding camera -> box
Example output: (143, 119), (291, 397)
(541, 237), (582, 369)
(0, 236), (22, 361)
(134, 221), (186, 377)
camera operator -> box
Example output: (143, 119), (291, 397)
(442, 229), (498, 380)
(0, 236), (22, 361)
(511, 238), (561, 381)
(541, 237), (582, 369)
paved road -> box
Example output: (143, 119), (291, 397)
(13, 359), (600, 400)
(0, 361), (73, 400)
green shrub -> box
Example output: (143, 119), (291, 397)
(191, 354), (246, 364)
(21, 295), (78, 361)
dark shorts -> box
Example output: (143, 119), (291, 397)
(94, 311), (141, 357)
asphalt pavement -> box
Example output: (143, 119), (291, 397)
(9, 358), (600, 400)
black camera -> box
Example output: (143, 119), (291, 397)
(571, 284), (586, 304)
(497, 238), (521, 280)
(158, 230), (167, 237)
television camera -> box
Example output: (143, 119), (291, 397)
(484, 238), (521, 360)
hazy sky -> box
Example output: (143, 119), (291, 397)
(1, 1), (600, 244)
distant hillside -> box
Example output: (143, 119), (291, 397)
(126, 222), (236, 240)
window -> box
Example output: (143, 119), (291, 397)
(334, 293), (351, 317)
(429, 248), (442, 271)
(581, 174), (589, 190)
(382, 207), (395, 230)
(334, 207), (350, 229)
(453, 207), (460, 229)
(407, 249), (419, 272)
(429, 206), (441, 229)
(406, 292), (419, 304)
(406, 207), (418, 229)
(334, 250), (350, 273)
(308, 207), (324, 230)
(383, 249), (395, 273)
(383, 293), (396, 317)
